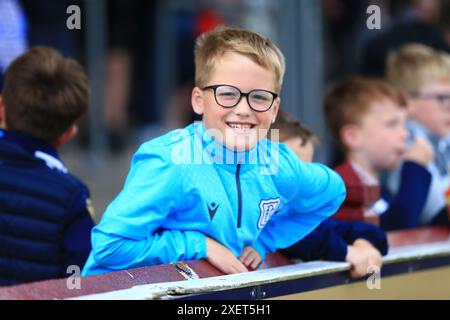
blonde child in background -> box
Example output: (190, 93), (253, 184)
(385, 44), (450, 227)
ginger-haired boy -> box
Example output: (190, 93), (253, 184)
(243, 111), (387, 278)
(325, 77), (433, 230)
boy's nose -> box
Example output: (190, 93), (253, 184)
(233, 96), (252, 116)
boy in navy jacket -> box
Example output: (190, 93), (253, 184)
(0, 47), (94, 285)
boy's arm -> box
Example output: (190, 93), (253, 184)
(89, 145), (207, 272)
(279, 219), (349, 262)
(279, 219), (384, 278)
(335, 219), (389, 256)
(62, 191), (95, 275)
(253, 148), (346, 260)
(380, 161), (431, 230)
(280, 218), (388, 261)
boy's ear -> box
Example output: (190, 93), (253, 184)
(340, 124), (361, 150)
(191, 87), (204, 116)
(271, 97), (281, 124)
(52, 124), (78, 148)
(0, 96), (5, 129)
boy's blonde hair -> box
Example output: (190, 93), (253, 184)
(386, 43), (450, 93)
(194, 26), (286, 93)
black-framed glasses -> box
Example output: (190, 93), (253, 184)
(202, 84), (278, 112)
(411, 92), (450, 111)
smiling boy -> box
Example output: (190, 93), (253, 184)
(82, 26), (345, 276)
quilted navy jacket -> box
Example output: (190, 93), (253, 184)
(0, 129), (94, 286)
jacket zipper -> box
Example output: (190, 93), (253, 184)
(236, 163), (242, 228)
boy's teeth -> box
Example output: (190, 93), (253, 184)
(229, 123), (251, 129)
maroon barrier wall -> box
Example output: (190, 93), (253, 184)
(0, 226), (448, 300)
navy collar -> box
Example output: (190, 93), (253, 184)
(0, 129), (67, 173)
(0, 129), (58, 158)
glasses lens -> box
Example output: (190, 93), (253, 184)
(249, 90), (274, 111)
(215, 86), (240, 107)
(427, 94), (450, 111)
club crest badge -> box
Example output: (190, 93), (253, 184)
(257, 198), (281, 229)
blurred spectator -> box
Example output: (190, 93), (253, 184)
(104, 1), (165, 152)
(384, 44), (450, 227)
(0, 0), (28, 91)
(359, 0), (450, 77)
(324, 77), (433, 230)
(164, 6), (225, 130)
(104, 0), (153, 152)
(322, 0), (370, 82)
(21, 0), (84, 60)
(269, 111), (387, 279)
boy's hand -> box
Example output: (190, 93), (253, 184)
(239, 246), (262, 270)
(345, 239), (382, 278)
(205, 237), (248, 274)
(404, 137), (435, 166)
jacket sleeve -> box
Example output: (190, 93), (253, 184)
(89, 143), (207, 271)
(62, 190), (95, 275)
(280, 218), (388, 261)
(279, 219), (348, 261)
(380, 161), (431, 230)
(252, 146), (346, 260)
(333, 219), (389, 256)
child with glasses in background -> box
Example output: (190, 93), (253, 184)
(82, 26), (346, 276)
(385, 43), (450, 227)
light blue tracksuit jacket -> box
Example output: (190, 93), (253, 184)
(82, 122), (346, 275)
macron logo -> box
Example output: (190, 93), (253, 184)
(207, 202), (219, 220)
